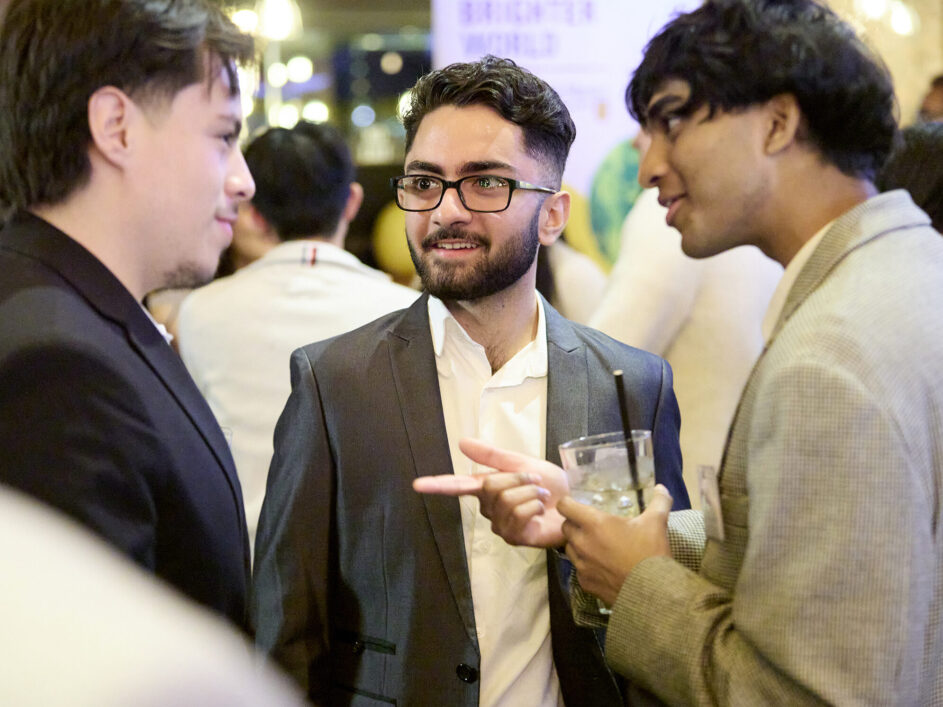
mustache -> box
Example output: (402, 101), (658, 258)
(421, 227), (488, 249)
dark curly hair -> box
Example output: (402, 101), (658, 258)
(402, 55), (575, 186)
(0, 0), (254, 211)
(627, 0), (897, 180)
(244, 121), (355, 241)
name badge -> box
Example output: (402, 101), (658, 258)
(698, 465), (725, 542)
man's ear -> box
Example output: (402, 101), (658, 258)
(342, 182), (364, 223)
(87, 86), (137, 168)
(764, 93), (802, 156)
(538, 189), (570, 247)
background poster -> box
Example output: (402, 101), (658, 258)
(432, 0), (698, 263)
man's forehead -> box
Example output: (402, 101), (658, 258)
(408, 104), (528, 163)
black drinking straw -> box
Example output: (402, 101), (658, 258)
(613, 369), (645, 513)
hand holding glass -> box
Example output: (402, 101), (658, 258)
(558, 430), (655, 518)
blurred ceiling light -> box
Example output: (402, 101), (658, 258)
(380, 51), (403, 75)
(236, 66), (258, 119)
(889, 0), (918, 35)
(856, 0), (887, 20)
(230, 9), (259, 34)
(267, 62), (289, 88)
(256, 0), (303, 41)
(360, 33), (384, 51)
(302, 100), (330, 123)
(241, 91), (255, 119)
(397, 90), (413, 120)
(272, 103), (299, 128)
(286, 56), (314, 83)
(351, 104), (376, 128)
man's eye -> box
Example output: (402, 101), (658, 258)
(413, 177), (437, 190)
(663, 115), (683, 137)
(474, 176), (505, 189)
(220, 132), (238, 147)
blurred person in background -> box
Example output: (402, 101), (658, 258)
(178, 120), (419, 553)
(0, 0), (255, 629)
(917, 74), (943, 123)
(877, 121), (943, 232)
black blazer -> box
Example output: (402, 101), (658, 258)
(253, 293), (688, 705)
(0, 212), (250, 630)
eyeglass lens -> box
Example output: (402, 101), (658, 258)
(397, 176), (511, 212)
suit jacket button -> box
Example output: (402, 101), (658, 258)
(352, 640), (365, 655)
(456, 664), (479, 683)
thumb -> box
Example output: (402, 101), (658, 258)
(648, 484), (673, 517)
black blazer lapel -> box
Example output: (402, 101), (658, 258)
(387, 294), (478, 647)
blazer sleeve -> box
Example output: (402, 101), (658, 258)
(252, 347), (334, 701)
(651, 358), (689, 509)
(0, 343), (159, 566)
(602, 354), (933, 705)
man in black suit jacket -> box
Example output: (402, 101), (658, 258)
(0, 0), (256, 629)
(253, 56), (689, 705)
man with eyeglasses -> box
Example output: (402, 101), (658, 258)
(252, 55), (688, 706)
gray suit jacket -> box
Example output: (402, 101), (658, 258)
(253, 293), (687, 705)
(595, 191), (943, 704)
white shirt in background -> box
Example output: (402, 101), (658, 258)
(590, 189), (783, 505)
(178, 239), (420, 555)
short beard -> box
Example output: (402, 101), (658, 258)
(407, 207), (541, 302)
(158, 262), (217, 291)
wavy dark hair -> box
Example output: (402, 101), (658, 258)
(402, 55), (575, 186)
(245, 121), (355, 241)
(0, 0), (254, 211)
(627, 0), (897, 180)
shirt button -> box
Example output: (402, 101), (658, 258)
(351, 640), (365, 655)
(456, 663), (479, 683)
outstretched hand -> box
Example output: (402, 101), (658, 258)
(558, 485), (673, 606)
(412, 438), (569, 548)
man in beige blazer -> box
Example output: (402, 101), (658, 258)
(415, 0), (943, 703)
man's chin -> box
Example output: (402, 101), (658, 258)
(158, 263), (216, 292)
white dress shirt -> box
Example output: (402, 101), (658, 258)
(428, 294), (564, 707)
(178, 239), (419, 554)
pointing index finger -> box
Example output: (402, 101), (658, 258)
(412, 475), (484, 496)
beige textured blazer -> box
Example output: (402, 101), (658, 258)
(580, 191), (943, 705)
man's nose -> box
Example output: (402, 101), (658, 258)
(638, 132), (668, 189)
(432, 184), (472, 226)
(227, 148), (255, 202)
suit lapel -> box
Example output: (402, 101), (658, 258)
(386, 295), (478, 645)
(771, 190), (930, 342)
(125, 315), (243, 507)
(544, 300), (588, 466)
(543, 300), (624, 705)
(721, 191), (931, 482)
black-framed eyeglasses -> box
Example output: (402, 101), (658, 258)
(390, 174), (557, 213)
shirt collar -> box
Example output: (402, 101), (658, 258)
(248, 239), (392, 280)
(428, 293), (548, 382)
(761, 219), (833, 344)
(141, 304), (174, 345)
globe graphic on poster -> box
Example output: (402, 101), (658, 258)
(589, 140), (644, 265)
